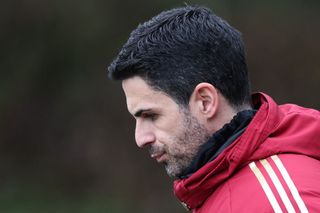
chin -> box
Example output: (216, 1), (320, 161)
(165, 165), (183, 179)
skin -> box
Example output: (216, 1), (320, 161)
(122, 76), (238, 178)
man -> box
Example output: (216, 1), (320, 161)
(108, 6), (320, 212)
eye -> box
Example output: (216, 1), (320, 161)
(142, 113), (158, 121)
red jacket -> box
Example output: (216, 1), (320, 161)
(174, 93), (320, 212)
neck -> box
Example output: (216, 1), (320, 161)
(207, 95), (252, 135)
(179, 109), (257, 178)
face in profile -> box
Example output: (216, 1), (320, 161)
(122, 76), (210, 178)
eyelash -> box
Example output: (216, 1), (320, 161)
(142, 113), (158, 121)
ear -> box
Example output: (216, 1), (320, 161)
(189, 83), (219, 119)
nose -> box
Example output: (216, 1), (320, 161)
(135, 120), (155, 148)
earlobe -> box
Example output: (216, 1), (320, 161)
(191, 83), (219, 118)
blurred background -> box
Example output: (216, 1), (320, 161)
(0, 0), (319, 212)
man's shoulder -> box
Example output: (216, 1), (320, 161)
(199, 156), (273, 212)
(199, 154), (320, 212)
(279, 103), (319, 117)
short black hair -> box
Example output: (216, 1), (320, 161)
(108, 6), (251, 108)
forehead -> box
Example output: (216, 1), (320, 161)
(122, 76), (179, 114)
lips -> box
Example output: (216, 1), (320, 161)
(151, 152), (166, 163)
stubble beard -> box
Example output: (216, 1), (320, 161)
(161, 111), (210, 179)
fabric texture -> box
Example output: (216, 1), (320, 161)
(173, 93), (320, 212)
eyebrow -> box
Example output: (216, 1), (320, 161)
(134, 109), (152, 117)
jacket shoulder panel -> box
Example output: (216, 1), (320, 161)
(198, 154), (320, 212)
(199, 162), (273, 212)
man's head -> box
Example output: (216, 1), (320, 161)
(122, 76), (211, 178)
(108, 6), (251, 178)
(109, 6), (250, 108)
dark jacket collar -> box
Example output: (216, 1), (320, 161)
(179, 110), (256, 179)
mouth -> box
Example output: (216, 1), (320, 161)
(151, 152), (166, 163)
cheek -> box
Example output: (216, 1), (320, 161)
(154, 111), (187, 144)
(158, 112), (185, 132)
(155, 129), (180, 150)
(161, 127), (187, 151)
